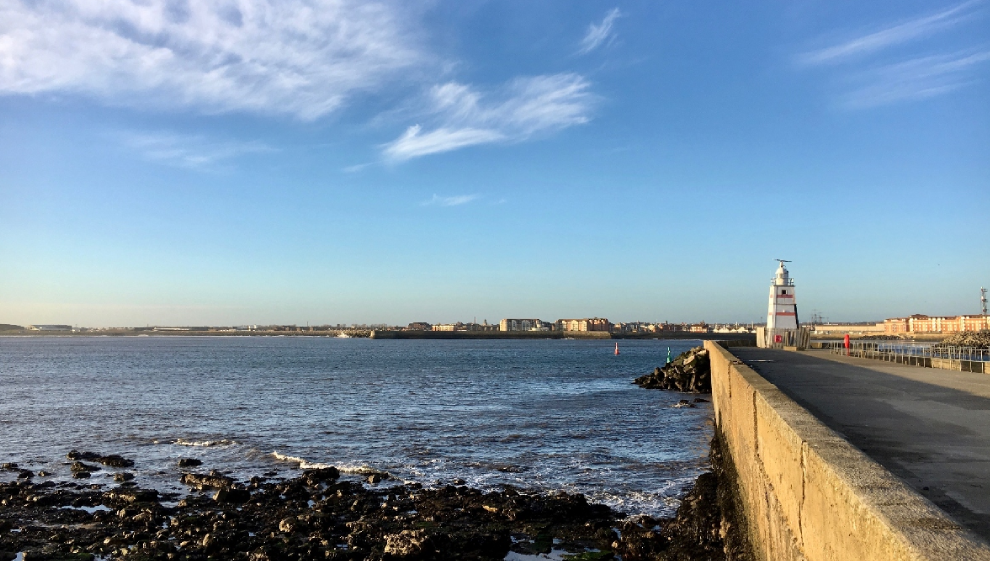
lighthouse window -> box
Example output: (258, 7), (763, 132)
(781, 290), (787, 295)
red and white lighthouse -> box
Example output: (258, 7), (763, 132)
(766, 260), (798, 330)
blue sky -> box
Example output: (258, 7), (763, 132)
(1, 0), (988, 327)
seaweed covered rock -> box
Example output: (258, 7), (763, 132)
(634, 347), (711, 393)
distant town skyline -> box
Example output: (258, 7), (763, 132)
(1, 1), (987, 327)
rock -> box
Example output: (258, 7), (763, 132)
(114, 472), (135, 482)
(673, 400), (696, 408)
(17, 470), (34, 479)
(301, 466), (340, 485)
(384, 529), (434, 558)
(97, 454), (134, 468)
(181, 470), (234, 490)
(278, 517), (297, 533)
(213, 488), (250, 504)
(0, 463), (18, 471)
(368, 473), (387, 484)
(71, 461), (99, 473)
(72, 471), (91, 479)
(633, 347), (712, 393)
(177, 458), (202, 468)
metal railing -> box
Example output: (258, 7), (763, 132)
(821, 341), (989, 373)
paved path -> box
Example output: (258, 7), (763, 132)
(731, 347), (990, 541)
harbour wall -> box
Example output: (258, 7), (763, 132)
(705, 340), (990, 561)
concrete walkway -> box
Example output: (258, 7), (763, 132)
(731, 347), (990, 541)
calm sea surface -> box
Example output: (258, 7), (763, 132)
(0, 337), (712, 517)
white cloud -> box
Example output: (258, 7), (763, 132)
(119, 131), (274, 169)
(578, 8), (621, 55)
(421, 194), (479, 207)
(842, 50), (990, 108)
(0, 0), (424, 120)
(383, 74), (595, 161)
(797, 1), (981, 66)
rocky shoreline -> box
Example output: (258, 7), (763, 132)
(633, 347), (711, 394)
(0, 445), (741, 561)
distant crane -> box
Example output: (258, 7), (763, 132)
(982, 287), (987, 316)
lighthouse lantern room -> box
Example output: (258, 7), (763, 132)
(766, 260), (798, 330)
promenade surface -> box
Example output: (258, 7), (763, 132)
(731, 347), (990, 541)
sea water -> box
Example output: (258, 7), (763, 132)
(0, 337), (711, 517)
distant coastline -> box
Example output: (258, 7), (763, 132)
(0, 326), (751, 341)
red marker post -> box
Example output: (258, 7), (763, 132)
(844, 333), (850, 356)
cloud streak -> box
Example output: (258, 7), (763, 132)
(798, 1), (982, 65)
(0, 0), (424, 120)
(383, 74), (595, 161)
(421, 194), (479, 207)
(842, 50), (990, 108)
(120, 131), (274, 169)
(578, 8), (621, 55)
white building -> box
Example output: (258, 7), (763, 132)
(500, 319), (550, 332)
(766, 260), (798, 330)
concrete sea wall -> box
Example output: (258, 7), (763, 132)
(705, 340), (990, 561)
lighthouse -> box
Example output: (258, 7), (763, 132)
(766, 260), (799, 330)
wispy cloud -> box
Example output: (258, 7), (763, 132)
(119, 131), (274, 169)
(383, 74), (595, 161)
(421, 194), (479, 207)
(842, 50), (990, 108)
(797, 1), (982, 65)
(578, 8), (621, 55)
(342, 163), (372, 173)
(0, 0), (424, 120)
(795, 1), (988, 108)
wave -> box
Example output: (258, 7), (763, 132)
(173, 438), (237, 447)
(271, 452), (386, 476)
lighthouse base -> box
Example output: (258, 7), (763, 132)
(757, 327), (810, 350)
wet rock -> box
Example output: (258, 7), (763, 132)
(177, 458), (202, 468)
(672, 400), (696, 409)
(72, 471), (91, 479)
(634, 347), (712, 393)
(66, 451), (134, 468)
(113, 472), (135, 482)
(96, 455), (134, 468)
(213, 488), (250, 504)
(17, 470), (33, 479)
(70, 461), (98, 473)
(181, 470), (234, 490)
(0, 463), (18, 471)
(301, 467), (340, 485)
(367, 473), (387, 484)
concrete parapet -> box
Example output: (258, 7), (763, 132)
(706, 340), (990, 560)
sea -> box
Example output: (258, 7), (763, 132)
(0, 336), (713, 518)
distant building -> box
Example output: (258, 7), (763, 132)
(499, 319), (551, 332)
(407, 322), (432, 331)
(688, 322), (711, 333)
(884, 315), (990, 335)
(432, 323), (458, 332)
(557, 318), (611, 332)
(812, 323), (884, 335)
(27, 324), (72, 331)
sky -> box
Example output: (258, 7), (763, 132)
(1, 0), (988, 327)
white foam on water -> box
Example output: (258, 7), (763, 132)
(271, 451), (335, 470)
(61, 505), (112, 514)
(174, 438), (237, 447)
